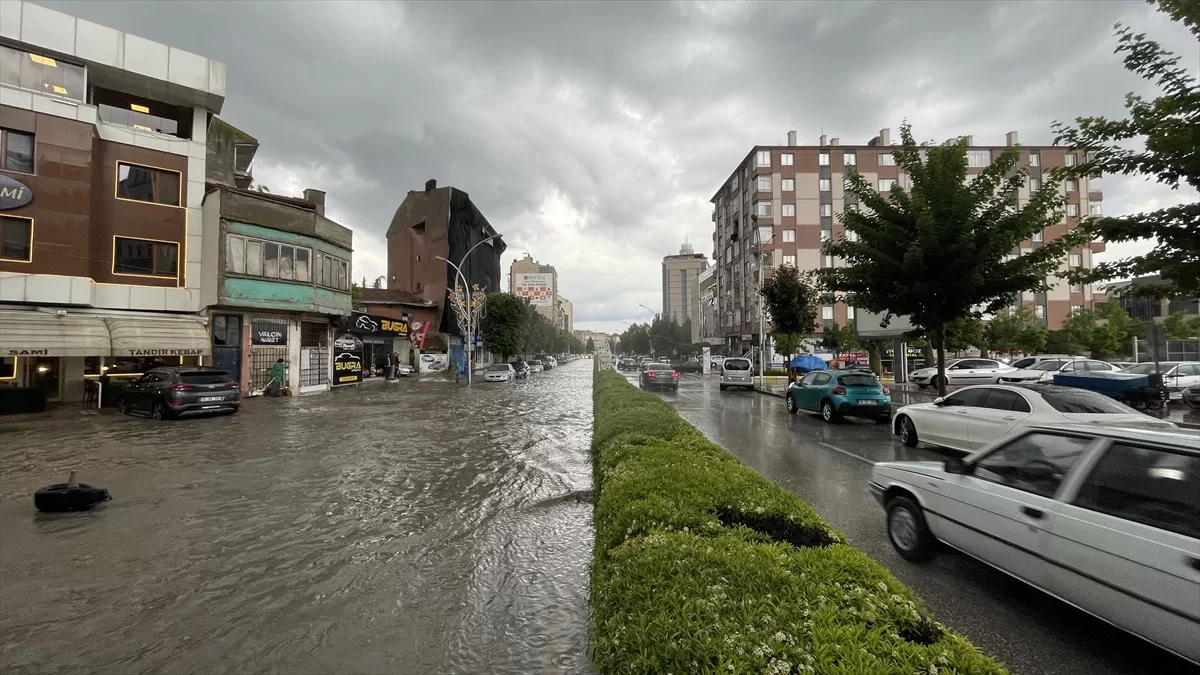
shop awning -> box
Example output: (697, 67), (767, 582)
(0, 310), (111, 357)
(106, 316), (210, 357)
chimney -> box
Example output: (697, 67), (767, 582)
(829, 137), (840, 146)
(1005, 131), (1019, 147)
(964, 135), (974, 146)
(786, 130), (798, 146)
(878, 128), (891, 146)
(819, 134), (827, 146)
(303, 189), (326, 217)
(425, 179), (437, 192)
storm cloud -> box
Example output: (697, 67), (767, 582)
(41, 0), (1199, 331)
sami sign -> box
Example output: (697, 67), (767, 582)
(345, 311), (409, 337)
(0, 175), (33, 210)
(333, 333), (363, 385)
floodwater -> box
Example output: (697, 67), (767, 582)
(0, 363), (595, 674)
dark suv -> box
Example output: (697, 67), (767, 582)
(117, 367), (241, 420)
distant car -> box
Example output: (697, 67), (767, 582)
(870, 424), (1200, 664)
(998, 358), (1123, 384)
(617, 358), (638, 371)
(1007, 354), (1079, 370)
(892, 384), (1175, 453)
(710, 355), (727, 371)
(484, 364), (516, 382)
(909, 358), (1015, 389)
(528, 360), (544, 374)
(397, 364), (413, 377)
(639, 362), (678, 392)
(117, 367), (240, 420)
(1123, 362), (1200, 401)
(787, 370), (891, 423)
(509, 360), (530, 379)
(720, 357), (754, 391)
(1109, 361), (1138, 371)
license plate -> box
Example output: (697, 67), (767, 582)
(858, 400), (876, 405)
(200, 396), (223, 402)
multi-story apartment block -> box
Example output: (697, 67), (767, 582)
(710, 128), (1105, 352)
(662, 241), (707, 343)
(510, 252), (569, 328)
(697, 264), (719, 345)
(0, 1), (225, 407)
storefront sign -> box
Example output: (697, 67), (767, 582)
(344, 311), (409, 337)
(333, 333), (363, 385)
(6, 348), (48, 356)
(252, 325), (287, 346)
(412, 320), (430, 350)
(0, 175), (32, 210)
(120, 348), (206, 357)
(419, 353), (448, 373)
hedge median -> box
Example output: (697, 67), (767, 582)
(589, 369), (1005, 674)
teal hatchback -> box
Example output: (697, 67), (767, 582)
(786, 370), (892, 423)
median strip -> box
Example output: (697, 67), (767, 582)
(588, 369), (1005, 674)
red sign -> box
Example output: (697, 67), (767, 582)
(412, 320), (431, 349)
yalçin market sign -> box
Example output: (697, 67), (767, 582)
(0, 175), (33, 210)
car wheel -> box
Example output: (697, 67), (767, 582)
(887, 496), (934, 562)
(786, 395), (797, 415)
(897, 415), (918, 447)
(820, 400), (839, 423)
(916, 383), (928, 390)
(116, 398), (129, 415)
(930, 376), (945, 392)
(151, 401), (168, 421)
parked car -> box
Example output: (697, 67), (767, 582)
(484, 364), (516, 382)
(545, 356), (558, 368)
(710, 355), (727, 372)
(720, 357), (754, 390)
(528, 360), (544, 374)
(673, 361), (703, 375)
(870, 424), (1200, 664)
(1007, 354), (1078, 370)
(997, 357), (1123, 384)
(509, 360), (530, 379)
(617, 358), (639, 371)
(787, 370), (891, 423)
(1110, 361), (1138, 370)
(892, 384), (1176, 453)
(909, 358), (1015, 389)
(639, 362), (679, 392)
(117, 367), (240, 420)
(1183, 383), (1200, 412)
(1123, 362), (1200, 401)
(397, 364), (414, 377)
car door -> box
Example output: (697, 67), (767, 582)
(1170, 363), (1200, 394)
(131, 373), (160, 410)
(921, 387), (990, 449)
(1047, 441), (1200, 663)
(935, 431), (1095, 590)
(1080, 359), (1119, 373)
(969, 359), (1004, 384)
(966, 388), (1034, 448)
(792, 372), (824, 410)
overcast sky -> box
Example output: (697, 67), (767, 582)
(46, 0), (1199, 333)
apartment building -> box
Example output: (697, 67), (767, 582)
(510, 252), (569, 329)
(662, 241), (707, 343)
(710, 128), (1105, 352)
(697, 264), (719, 345)
(0, 1), (224, 407)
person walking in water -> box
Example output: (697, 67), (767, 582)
(268, 358), (286, 397)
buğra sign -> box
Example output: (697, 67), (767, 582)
(0, 175), (33, 210)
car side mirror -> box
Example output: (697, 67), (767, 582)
(945, 458), (968, 475)
(932, 396), (945, 406)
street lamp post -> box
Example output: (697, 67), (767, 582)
(436, 234), (497, 385)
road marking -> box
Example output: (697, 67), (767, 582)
(818, 441), (873, 465)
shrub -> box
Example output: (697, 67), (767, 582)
(765, 367), (790, 376)
(589, 370), (1005, 674)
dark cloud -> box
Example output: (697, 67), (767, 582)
(41, 0), (1198, 330)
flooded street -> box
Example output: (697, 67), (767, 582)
(0, 363), (595, 674)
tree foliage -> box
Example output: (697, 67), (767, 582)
(619, 323), (652, 355)
(520, 303), (578, 355)
(819, 322), (858, 355)
(481, 292), (529, 360)
(818, 122), (1087, 394)
(772, 333), (803, 364)
(758, 265), (820, 335)
(1052, 0), (1200, 297)
(1058, 303), (1144, 359)
(586, 337), (596, 354)
(1163, 310), (1200, 339)
(984, 306), (1048, 355)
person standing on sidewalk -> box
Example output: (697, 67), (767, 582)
(268, 358), (286, 397)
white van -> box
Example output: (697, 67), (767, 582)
(720, 357), (754, 391)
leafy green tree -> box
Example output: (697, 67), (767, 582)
(619, 323), (652, 355)
(946, 316), (987, 353)
(759, 265), (820, 337)
(985, 306), (1048, 356)
(585, 337), (595, 354)
(1164, 311), (1200, 339)
(1045, 330), (1084, 355)
(1060, 309), (1098, 355)
(481, 293), (529, 360)
(647, 314), (691, 359)
(819, 122), (1087, 395)
(1052, 0), (1200, 297)
(819, 322), (858, 355)
(772, 332), (803, 368)
(1091, 302), (1144, 359)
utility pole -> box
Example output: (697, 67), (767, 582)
(436, 234), (496, 385)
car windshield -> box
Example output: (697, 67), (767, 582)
(487, 365), (509, 371)
(724, 359), (750, 370)
(648, 363), (672, 370)
(1039, 389), (1135, 414)
(839, 374), (879, 387)
(1030, 360), (1067, 371)
(1124, 363), (1179, 374)
(179, 371), (232, 384)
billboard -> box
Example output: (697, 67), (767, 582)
(514, 273), (554, 307)
(853, 309), (915, 339)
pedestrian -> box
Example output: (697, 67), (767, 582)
(268, 358), (286, 397)
(386, 351), (396, 381)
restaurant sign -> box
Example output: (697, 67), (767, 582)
(0, 175), (32, 210)
(119, 348), (207, 357)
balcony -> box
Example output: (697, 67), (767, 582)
(1088, 190), (1103, 202)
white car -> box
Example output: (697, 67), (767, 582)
(870, 424), (1200, 664)
(545, 356), (558, 368)
(483, 364), (515, 382)
(528, 361), (544, 374)
(1007, 354), (1078, 370)
(397, 364), (413, 377)
(719, 357), (754, 391)
(997, 357), (1123, 384)
(1123, 362), (1200, 400)
(892, 384), (1175, 453)
(909, 358), (1015, 389)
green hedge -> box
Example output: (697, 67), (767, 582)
(589, 370), (1005, 674)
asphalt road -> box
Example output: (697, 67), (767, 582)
(625, 372), (1199, 675)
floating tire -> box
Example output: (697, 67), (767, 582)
(34, 483), (112, 513)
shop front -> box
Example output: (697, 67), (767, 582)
(336, 311), (409, 382)
(248, 315), (291, 395)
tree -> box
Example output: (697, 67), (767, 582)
(819, 322), (857, 355)
(1045, 330), (1083, 355)
(1091, 302), (1144, 359)
(1052, 0), (1200, 297)
(759, 265), (820, 336)
(819, 122), (1087, 395)
(585, 337), (595, 354)
(481, 293), (529, 360)
(647, 314), (690, 359)
(985, 306), (1048, 356)
(1164, 311), (1200, 339)
(944, 316), (987, 353)
(772, 332), (803, 368)
(351, 282), (364, 310)
(619, 323), (652, 356)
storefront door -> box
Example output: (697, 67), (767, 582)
(300, 322), (329, 392)
(212, 314), (243, 383)
(249, 315), (289, 393)
(26, 357), (61, 401)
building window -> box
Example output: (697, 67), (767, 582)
(1029, 177), (1041, 192)
(1033, 230), (1044, 242)
(1065, 179), (1078, 192)
(1070, 283), (1084, 293)
(0, 215), (34, 262)
(1069, 254), (1082, 267)
(1029, 153), (1040, 167)
(117, 162), (181, 207)
(967, 150), (991, 168)
(0, 45), (86, 101)
(819, 178), (831, 192)
(1067, 203), (1079, 217)
(820, 229), (831, 242)
(847, 306), (856, 319)
(847, 231), (858, 242)
(844, 151), (856, 166)
(782, 178), (794, 191)
(758, 226), (772, 244)
(822, 254), (833, 268)
(757, 176), (772, 191)
(1035, 305), (1046, 319)
(1071, 304), (1083, 313)
(781, 153), (794, 166)
(113, 237), (178, 278)
(878, 153), (895, 166)
(1065, 153), (1077, 166)
(819, 152), (830, 166)
(1, 129), (35, 173)
(780, 203), (794, 217)
(1089, 203), (1103, 215)
(822, 305), (834, 320)
(783, 254), (796, 267)
(317, 252), (350, 291)
(755, 201), (772, 217)
(782, 229), (795, 243)
(878, 178), (896, 191)
(819, 203), (832, 217)
(226, 234), (312, 282)
(756, 150), (771, 167)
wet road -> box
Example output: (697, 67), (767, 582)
(1, 363), (595, 674)
(632, 373), (1200, 675)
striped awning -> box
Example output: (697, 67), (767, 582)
(106, 316), (210, 357)
(0, 310), (111, 357)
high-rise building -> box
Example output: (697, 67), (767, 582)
(510, 253), (570, 328)
(661, 241), (707, 343)
(559, 296), (573, 333)
(710, 128), (1105, 352)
